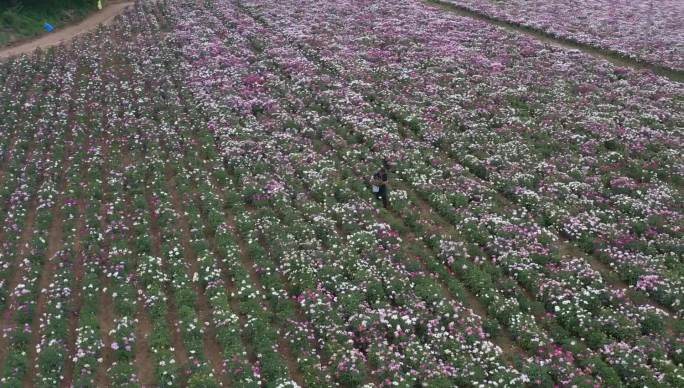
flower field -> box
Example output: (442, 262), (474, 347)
(0, 0), (682, 387)
(440, 0), (684, 71)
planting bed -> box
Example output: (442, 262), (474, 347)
(440, 0), (684, 71)
(0, 0), (681, 386)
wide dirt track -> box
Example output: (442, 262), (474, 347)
(0, 1), (134, 61)
(0, 0), (681, 387)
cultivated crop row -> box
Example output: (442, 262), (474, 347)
(441, 0), (684, 71)
(0, 0), (680, 386)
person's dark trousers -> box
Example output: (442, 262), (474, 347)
(379, 185), (388, 209)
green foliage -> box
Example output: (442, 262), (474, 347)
(640, 313), (664, 335)
(187, 370), (220, 388)
(0, 0), (98, 46)
(482, 318), (501, 337)
(525, 363), (554, 387)
(585, 330), (607, 349)
(37, 345), (65, 383)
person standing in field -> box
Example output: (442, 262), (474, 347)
(372, 161), (390, 209)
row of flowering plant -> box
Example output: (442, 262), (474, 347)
(442, 0), (684, 71)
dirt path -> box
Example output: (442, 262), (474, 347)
(0, 1), (133, 61)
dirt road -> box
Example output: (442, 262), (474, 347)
(0, 1), (133, 61)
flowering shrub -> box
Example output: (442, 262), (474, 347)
(442, 0), (684, 70)
(0, 0), (680, 386)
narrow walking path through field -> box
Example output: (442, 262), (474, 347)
(426, 0), (684, 82)
(0, 1), (133, 61)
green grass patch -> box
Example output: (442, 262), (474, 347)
(0, 0), (99, 46)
